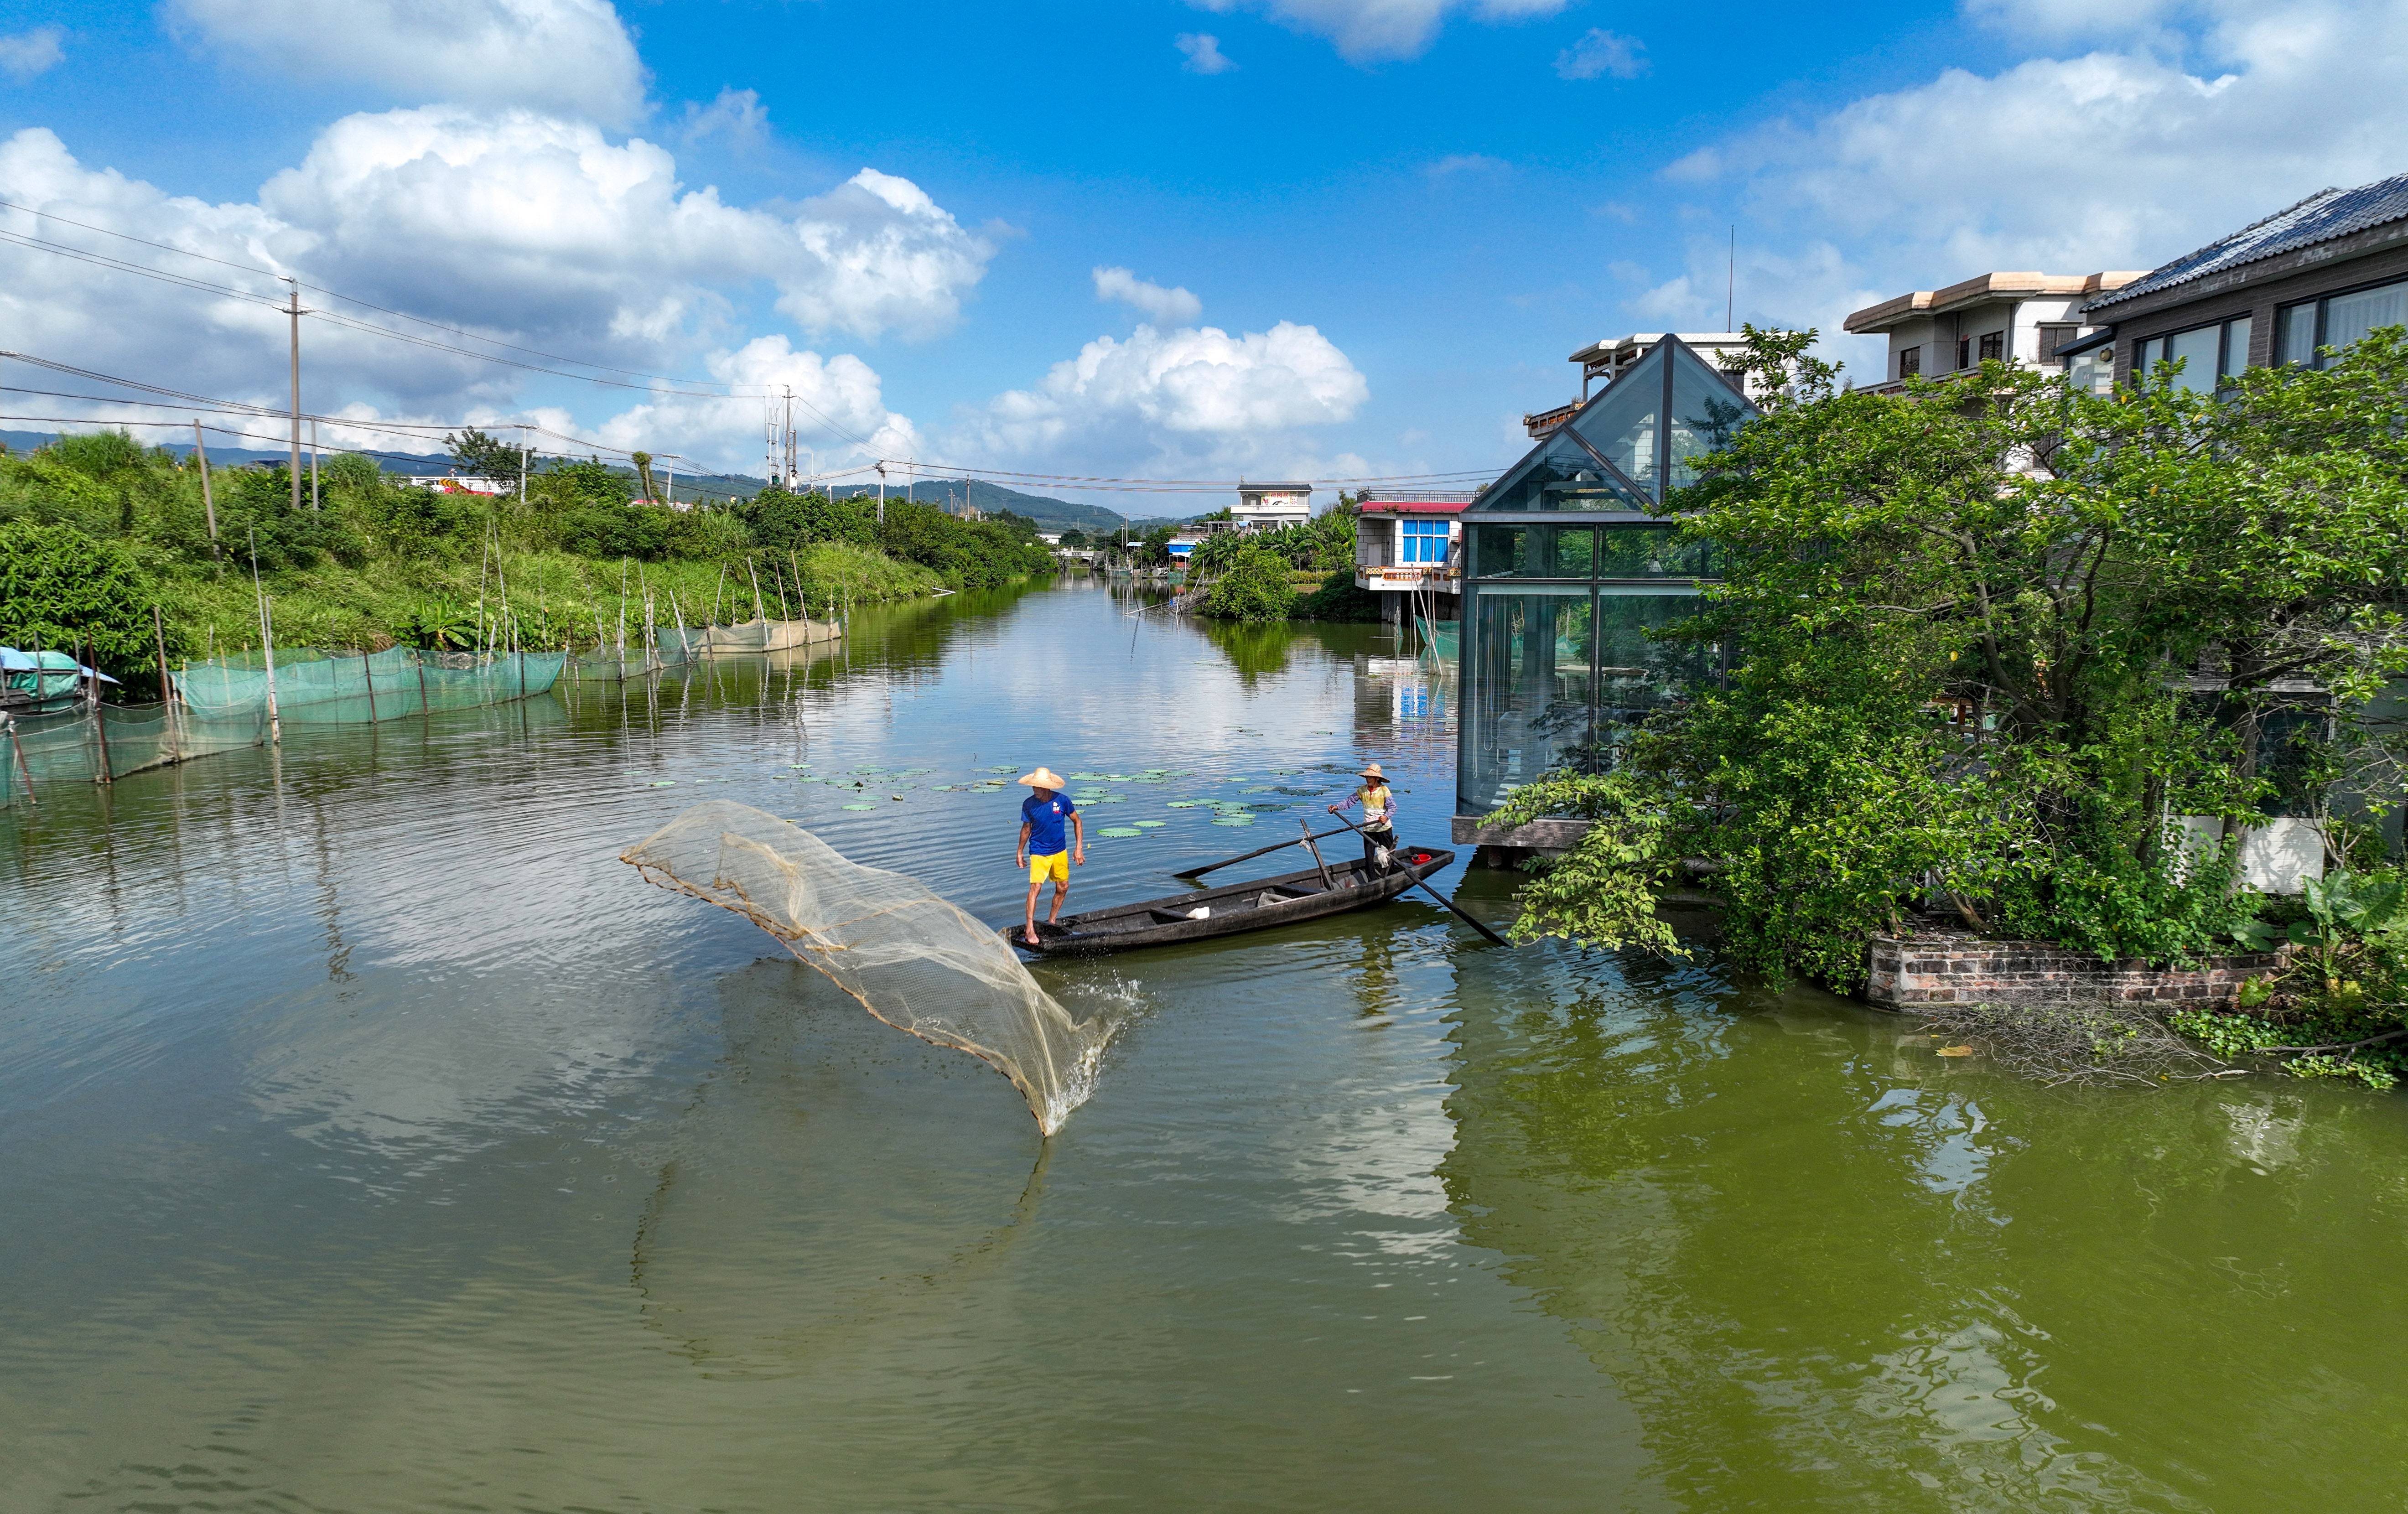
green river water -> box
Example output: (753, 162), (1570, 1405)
(4, 579), (2405, 1513)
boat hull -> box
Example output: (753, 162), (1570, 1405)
(1001, 846), (1456, 955)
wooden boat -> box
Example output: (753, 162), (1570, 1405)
(999, 845), (1456, 955)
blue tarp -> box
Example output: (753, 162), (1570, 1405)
(0, 648), (118, 683)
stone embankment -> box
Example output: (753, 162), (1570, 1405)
(1864, 928), (2283, 1011)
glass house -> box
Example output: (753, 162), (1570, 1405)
(1456, 336), (1759, 818)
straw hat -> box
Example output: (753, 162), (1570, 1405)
(1017, 767), (1067, 789)
(1358, 762), (1386, 780)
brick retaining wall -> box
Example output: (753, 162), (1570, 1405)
(1864, 929), (2284, 1010)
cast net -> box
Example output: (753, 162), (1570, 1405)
(622, 800), (1114, 1134)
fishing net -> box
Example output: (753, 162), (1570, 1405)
(622, 801), (1114, 1134)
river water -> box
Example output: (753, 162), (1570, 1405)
(4, 578), (2405, 1513)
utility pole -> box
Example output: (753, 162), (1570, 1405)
(285, 278), (303, 514)
(519, 423), (529, 503)
(876, 461), (886, 524)
(192, 420), (219, 570)
(782, 386), (796, 489)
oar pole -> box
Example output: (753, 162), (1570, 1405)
(1327, 814), (1510, 946)
(1178, 824), (1354, 878)
(1298, 819), (1335, 889)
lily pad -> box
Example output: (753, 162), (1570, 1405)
(842, 803), (876, 810)
(857, 765), (890, 773)
(648, 780), (676, 787)
(1097, 826), (1143, 838)
(1069, 772), (1108, 780)
(1132, 820), (1167, 829)
(1211, 814), (1257, 827)
(1166, 801), (1204, 809)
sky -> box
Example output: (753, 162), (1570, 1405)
(0, 0), (2400, 506)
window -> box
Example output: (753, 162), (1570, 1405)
(2038, 324), (2078, 360)
(2131, 314), (2252, 392)
(1978, 331), (2005, 362)
(1399, 518), (1450, 565)
(2277, 277), (2408, 367)
(1898, 345), (1920, 378)
(1955, 336), (1971, 370)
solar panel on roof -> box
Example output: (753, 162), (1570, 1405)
(2088, 170), (2408, 311)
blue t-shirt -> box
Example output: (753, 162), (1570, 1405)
(1022, 792), (1076, 855)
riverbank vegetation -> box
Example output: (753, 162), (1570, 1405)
(1190, 501), (1379, 622)
(1494, 327), (2408, 1082)
(0, 431), (1052, 681)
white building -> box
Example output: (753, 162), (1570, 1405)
(1233, 481), (1312, 531)
(402, 474), (514, 495)
(1843, 272), (2145, 394)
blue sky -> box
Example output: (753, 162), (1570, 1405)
(0, 0), (2397, 503)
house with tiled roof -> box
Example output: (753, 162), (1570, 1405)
(2065, 170), (2408, 390)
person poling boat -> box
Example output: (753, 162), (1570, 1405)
(1327, 762), (1398, 874)
(1015, 767), (1085, 947)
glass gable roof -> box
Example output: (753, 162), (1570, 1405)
(1473, 336), (1755, 513)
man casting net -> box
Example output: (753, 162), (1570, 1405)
(622, 801), (1116, 1134)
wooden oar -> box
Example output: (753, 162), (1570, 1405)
(1176, 824), (1354, 878)
(1326, 814), (1512, 946)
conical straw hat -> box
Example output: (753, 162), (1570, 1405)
(1358, 762), (1386, 780)
(1017, 767), (1067, 789)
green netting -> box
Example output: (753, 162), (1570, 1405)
(661, 619), (840, 656)
(175, 648), (565, 725)
(0, 647), (564, 805)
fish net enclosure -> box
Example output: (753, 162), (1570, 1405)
(0, 648), (564, 805)
(622, 801), (1115, 1134)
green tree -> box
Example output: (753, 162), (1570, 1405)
(1495, 326), (2408, 985)
(0, 520), (166, 683)
(1204, 544), (1297, 622)
(445, 427), (524, 485)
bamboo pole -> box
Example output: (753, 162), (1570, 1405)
(84, 633), (112, 783)
(153, 603), (180, 764)
(5, 712), (33, 804)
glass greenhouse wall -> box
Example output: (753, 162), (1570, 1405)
(1457, 337), (1757, 816)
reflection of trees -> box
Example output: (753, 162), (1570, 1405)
(1433, 957), (2406, 1507)
(1202, 620), (1300, 683)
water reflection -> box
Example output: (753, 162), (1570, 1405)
(1436, 946), (2408, 1510)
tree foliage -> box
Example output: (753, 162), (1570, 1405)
(0, 519), (167, 676)
(1204, 544), (1299, 622)
(1497, 326), (2408, 986)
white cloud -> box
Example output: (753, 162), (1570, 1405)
(678, 87), (769, 148)
(1093, 266), (1204, 326)
(1175, 32), (1239, 73)
(0, 26), (64, 81)
(259, 107), (989, 349)
(1427, 152), (1508, 177)
(952, 320), (1370, 481)
(589, 335), (918, 475)
(1188, 0), (1565, 64)
(0, 117), (987, 471)
(1661, 0), (2408, 363)
(171, 0), (647, 127)
(1554, 28), (1646, 80)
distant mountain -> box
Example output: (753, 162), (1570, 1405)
(0, 431), (1195, 531)
(827, 477), (1188, 536)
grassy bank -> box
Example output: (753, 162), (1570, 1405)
(157, 541), (941, 655)
(0, 433), (1040, 674)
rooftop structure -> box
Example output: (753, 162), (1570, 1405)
(1843, 272), (2143, 394)
(2071, 168), (2408, 393)
(1527, 334), (1758, 436)
(1233, 481), (1312, 530)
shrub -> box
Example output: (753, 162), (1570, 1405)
(1204, 545), (1297, 622)
(0, 519), (169, 682)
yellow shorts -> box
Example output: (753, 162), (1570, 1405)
(1027, 850), (1069, 885)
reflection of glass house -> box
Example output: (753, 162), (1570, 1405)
(1455, 336), (1758, 819)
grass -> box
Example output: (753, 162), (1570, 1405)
(158, 542), (944, 655)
